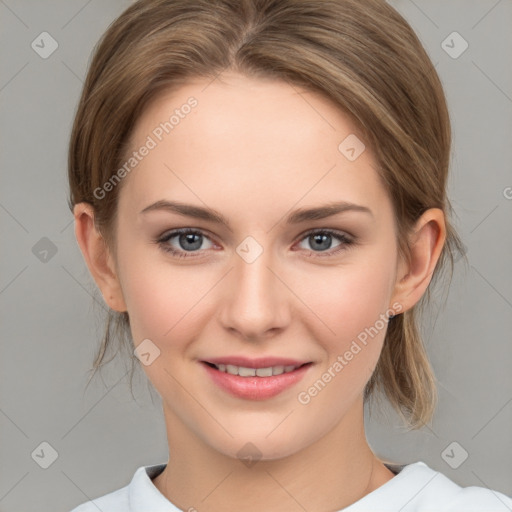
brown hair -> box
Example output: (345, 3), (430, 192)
(68, 0), (466, 430)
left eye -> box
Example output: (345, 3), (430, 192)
(156, 228), (354, 259)
(297, 229), (353, 255)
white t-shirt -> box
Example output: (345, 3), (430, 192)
(69, 460), (512, 511)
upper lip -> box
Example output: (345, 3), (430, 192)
(201, 356), (312, 369)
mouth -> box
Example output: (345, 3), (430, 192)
(201, 360), (312, 377)
(200, 360), (314, 400)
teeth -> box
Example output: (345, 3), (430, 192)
(214, 363), (301, 376)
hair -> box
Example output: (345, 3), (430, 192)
(68, 0), (467, 430)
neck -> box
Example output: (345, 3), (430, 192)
(152, 398), (396, 512)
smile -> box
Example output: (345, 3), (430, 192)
(200, 361), (313, 400)
(205, 361), (307, 377)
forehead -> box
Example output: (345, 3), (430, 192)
(135, 72), (364, 151)
(119, 72), (388, 222)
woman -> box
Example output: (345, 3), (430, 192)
(68, 0), (512, 510)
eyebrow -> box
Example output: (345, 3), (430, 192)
(140, 199), (373, 228)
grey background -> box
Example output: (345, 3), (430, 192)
(0, 1), (511, 511)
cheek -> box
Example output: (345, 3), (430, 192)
(118, 254), (210, 391)
(304, 251), (395, 366)
(117, 236), (220, 363)
(121, 264), (202, 343)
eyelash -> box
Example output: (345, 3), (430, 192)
(155, 228), (355, 260)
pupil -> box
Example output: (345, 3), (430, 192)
(312, 234), (331, 251)
(180, 233), (202, 250)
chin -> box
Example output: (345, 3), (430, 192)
(206, 430), (309, 465)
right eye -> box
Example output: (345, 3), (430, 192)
(156, 228), (215, 259)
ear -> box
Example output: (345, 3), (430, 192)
(390, 208), (446, 314)
(73, 202), (127, 312)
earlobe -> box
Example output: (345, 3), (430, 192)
(73, 203), (127, 312)
(391, 208), (446, 313)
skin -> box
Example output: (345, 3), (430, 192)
(74, 71), (446, 512)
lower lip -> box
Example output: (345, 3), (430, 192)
(200, 362), (313, 400)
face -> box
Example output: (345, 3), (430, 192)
(111, 72), (403, 461)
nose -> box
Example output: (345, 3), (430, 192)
(219, 241), (290, 341)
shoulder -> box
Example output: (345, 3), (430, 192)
(69, 484), (129, 512)
(68, 463), (167, 512)
(394, 461), (512, 511)
(346, 461), (512, 511)
(444, 484), (512, 511)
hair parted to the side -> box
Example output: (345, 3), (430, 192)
(68, 0), (467, 430)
